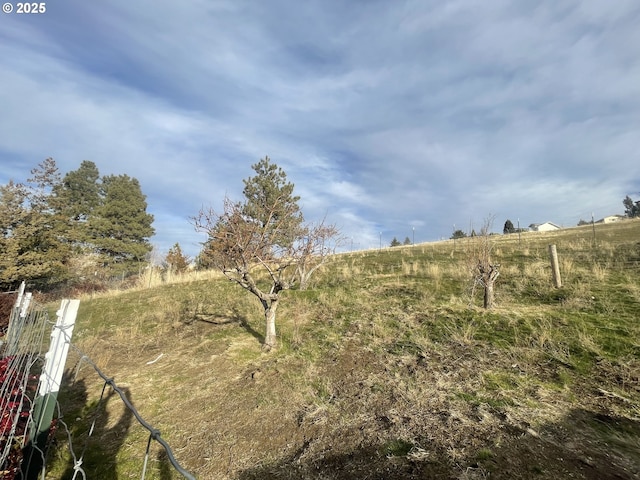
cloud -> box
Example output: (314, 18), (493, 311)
(1, 0), (639, 257)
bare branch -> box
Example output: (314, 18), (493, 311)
(191, 158), (342, 348)
(464, 215), (500, 308)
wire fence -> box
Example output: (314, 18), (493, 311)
(0, 285), (50, 477)
(60, 345), (197, 480)
(0, 284), (197, 480)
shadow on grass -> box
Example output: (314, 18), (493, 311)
(191, 306), (264, 344)
(237, 316), (264, 344)
(237, 408), (640, 480)
(157, 450), (174, 480)
(65, 385), (133, 480)
(39, 375), (135, 480)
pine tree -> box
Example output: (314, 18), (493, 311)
(89, 174), (155, 275)
(0, 159), (70, 289)
(53, 160), (101, 244)
(390, 237), (401, 247)
(242, 156), (304, 248)
(623, 196), (640, 218)
(0, 181), (30, 288)
(503, 219), (515, 234)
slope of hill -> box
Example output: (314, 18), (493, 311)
(48, 220), (640, 479)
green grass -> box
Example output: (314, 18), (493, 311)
(42, 219), (640, 479)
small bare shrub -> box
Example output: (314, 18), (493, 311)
(465, 216), (500, 308)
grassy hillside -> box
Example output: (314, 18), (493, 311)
(47, 220), (640, 479)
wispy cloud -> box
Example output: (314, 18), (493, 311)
(1, 0), (639, 255)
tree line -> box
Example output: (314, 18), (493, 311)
(0, 158), (155, 291)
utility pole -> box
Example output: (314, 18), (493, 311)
(453, 224), (456, 251)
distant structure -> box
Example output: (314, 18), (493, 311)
(596, 215), (626, 224)
(529, 222), (561, 232)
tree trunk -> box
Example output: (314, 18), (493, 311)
(483, 280), (494, 309)
(298, 274), (309, 291)
(482, 265), (499, 309)
(263, 297), (279, 349)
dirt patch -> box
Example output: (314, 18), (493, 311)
(231, 340), (640, 480)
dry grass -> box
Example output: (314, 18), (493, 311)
(44, 220), (640, 480)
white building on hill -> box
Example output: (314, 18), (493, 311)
(529, 222), (561, 232)
(596, 215), (626, 224)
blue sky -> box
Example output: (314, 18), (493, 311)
(2, 1), (639, 258)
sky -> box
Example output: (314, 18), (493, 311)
(1, 0), (639, 258)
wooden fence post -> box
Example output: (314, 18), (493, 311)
(548, 244), (562, 288)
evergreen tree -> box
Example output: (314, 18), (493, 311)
(403, 236), (411, 245)
(623, 195), (640, 218)
(0, 159), (156, 288)
(451, 229), (467, 239)
(0, 159), (70, 289)
(0, 181), (30, 288)
(164, 243), (190, 274)
(390, 237), (401, 247)
(53, 160), (101, 244)
(27, 157), (61, 211)
(89, 174), (154, 274)
(242, 156), (304, 248)
(503, 219), (515, 234)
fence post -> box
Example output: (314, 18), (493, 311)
(15, 281), (25, 307)
(5, 282), (28, 356)
(22, 299), (79, 479)
(548, 244), (562, 288)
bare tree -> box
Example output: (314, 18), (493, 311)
(296, 219), (342, 290)
(467, 216), (500, 309)
(193, 157), (340, 349)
